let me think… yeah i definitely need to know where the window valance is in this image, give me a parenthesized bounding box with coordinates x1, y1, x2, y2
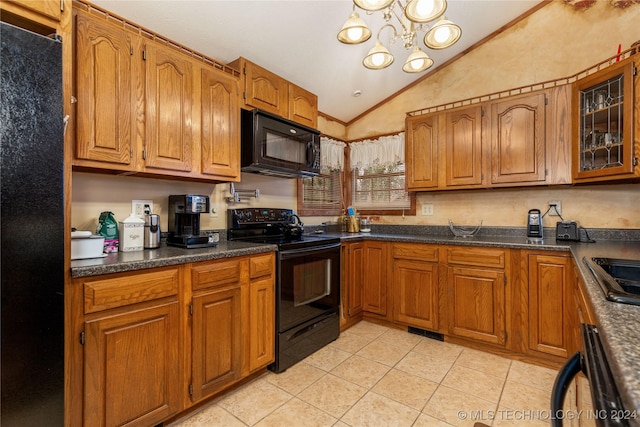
(349, 133, 405, 169)
(320, 137, 347, 172)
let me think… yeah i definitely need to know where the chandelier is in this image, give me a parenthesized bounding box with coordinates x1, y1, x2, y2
(337, 0, 461, 73)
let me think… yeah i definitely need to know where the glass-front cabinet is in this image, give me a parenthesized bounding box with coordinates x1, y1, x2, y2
(572, 58, 636, 181)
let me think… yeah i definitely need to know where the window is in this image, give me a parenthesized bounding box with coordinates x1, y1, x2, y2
(348, 133, 415, 215)
(351, 163, 411, 211)
(297, 169, 343, 215)
(297, 133, 414, 216)
(297, 138, 345, 215)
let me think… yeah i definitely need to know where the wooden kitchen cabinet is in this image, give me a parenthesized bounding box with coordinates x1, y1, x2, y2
(72, 4, 241, 181)
(445, 105, 485, 188)
(248, 276, 275, 371)
(490, 92, 547, 185)
(142, 40, 194, 173)
(572, 57, 637, 182)
(74, 10, 135, 168)
(200, 66, 241, 180)
(288, 83, 318, 128)
(341, 242, 364, 329)
(1, 0, 67, 30)
(190, 258, 244, 401)
(405, 86, 571, 191)
(189, 253, 274, 402)
(445, 247, 508, 347)
(84, 301, 181, 427)
(78, 266, 183, 427)
(362, 241, 389, 317)
(406, 112, 439, 190)
(391, 243, 440, 331)
(229, 57, 319, 127)
(527, 253, 575, 360)
(248, 251, 276, 373)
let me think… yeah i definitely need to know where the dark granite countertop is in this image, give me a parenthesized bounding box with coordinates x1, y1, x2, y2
(70, 226, 640, 418)
(568, 241, 640, 419)
(70, 240, 277, 278)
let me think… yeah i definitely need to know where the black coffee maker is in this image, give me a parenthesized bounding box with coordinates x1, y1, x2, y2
(167, 194, 214, 248)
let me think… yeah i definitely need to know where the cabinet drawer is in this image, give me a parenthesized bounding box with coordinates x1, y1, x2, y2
(446, 247, 506, 268)
(250, 253, 274, 279)
(392, 243, 438, 262)
(83, 267, 179, 314)
(191, 258, 242, 292)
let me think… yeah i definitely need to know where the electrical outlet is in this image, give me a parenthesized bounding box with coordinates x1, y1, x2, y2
(421, 204, 434, 216)
(209, 206, 219, 218)
(132, 200, 153, 218)
(549, 200, 562, 216)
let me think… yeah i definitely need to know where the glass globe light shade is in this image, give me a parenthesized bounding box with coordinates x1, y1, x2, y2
(363, 40, 394, 69)
(404, 0, 447, 23)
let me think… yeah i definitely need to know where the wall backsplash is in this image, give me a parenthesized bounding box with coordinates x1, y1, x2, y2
(71, 172, 296, 233)
(72, 171, 639, 233)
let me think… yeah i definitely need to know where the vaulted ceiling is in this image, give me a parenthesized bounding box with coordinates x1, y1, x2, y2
(91, 0, 543, 123)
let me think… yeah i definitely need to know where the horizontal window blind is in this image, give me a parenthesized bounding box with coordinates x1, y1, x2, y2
(301, 169, 342, 211)
(351, 163, 410, 210)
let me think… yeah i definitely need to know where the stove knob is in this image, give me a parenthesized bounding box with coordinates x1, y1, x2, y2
(246, 211, 253, 220)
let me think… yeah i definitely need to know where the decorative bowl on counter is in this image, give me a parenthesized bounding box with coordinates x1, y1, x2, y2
(448, 220, 483, 238)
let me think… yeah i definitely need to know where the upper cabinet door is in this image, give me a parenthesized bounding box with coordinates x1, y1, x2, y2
(243, 61, 288, 117)
(200, 67, 240, 180)
(405, 113, 439, 190)
(288, 84, 318, 128)
(572, 58, 636, 182)
(490, 92, 547, 185)
(144, 41, 193, 172)
(445, 105, 484, 187)
(75, 12, 133, 166)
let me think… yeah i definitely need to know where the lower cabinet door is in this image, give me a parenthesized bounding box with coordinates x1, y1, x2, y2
(528, 254, 573, 358)
(191, 285, 243, 401)
(83, 301, 181, 427)
(393, 259, 439, 331)
(447, 266, 506, 346)
(249, 277, 275, 372)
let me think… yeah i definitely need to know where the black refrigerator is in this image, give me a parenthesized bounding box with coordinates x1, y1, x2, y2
(0, 22, 65, 426)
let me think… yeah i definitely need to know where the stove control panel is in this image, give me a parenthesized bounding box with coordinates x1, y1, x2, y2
(228, 208, 294, 227)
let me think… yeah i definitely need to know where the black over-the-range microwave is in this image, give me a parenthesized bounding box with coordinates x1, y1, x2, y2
(240, 108, 321, 178)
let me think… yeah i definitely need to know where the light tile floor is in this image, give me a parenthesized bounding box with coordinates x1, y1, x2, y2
(170, 321, 562, 427)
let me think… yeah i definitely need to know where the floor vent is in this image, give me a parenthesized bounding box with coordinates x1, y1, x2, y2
(408, 327, 444, 341)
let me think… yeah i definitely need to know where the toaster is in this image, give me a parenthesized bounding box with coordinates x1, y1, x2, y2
(556, 221, 580, 241)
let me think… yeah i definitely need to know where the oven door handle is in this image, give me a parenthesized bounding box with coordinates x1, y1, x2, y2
(550, 351, 584, 427)
(279, 242, 341, 259)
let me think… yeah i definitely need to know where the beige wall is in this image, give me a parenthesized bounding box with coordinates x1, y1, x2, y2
(71, 172, 296, 232)
(346, 1, 640, 139)
(71, 1, 640, 231)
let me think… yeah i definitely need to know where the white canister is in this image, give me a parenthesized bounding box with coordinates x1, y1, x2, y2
(118, 213, 145, 252)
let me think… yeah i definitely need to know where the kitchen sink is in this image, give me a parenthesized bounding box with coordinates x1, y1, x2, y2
(584, 257, 640, 306)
